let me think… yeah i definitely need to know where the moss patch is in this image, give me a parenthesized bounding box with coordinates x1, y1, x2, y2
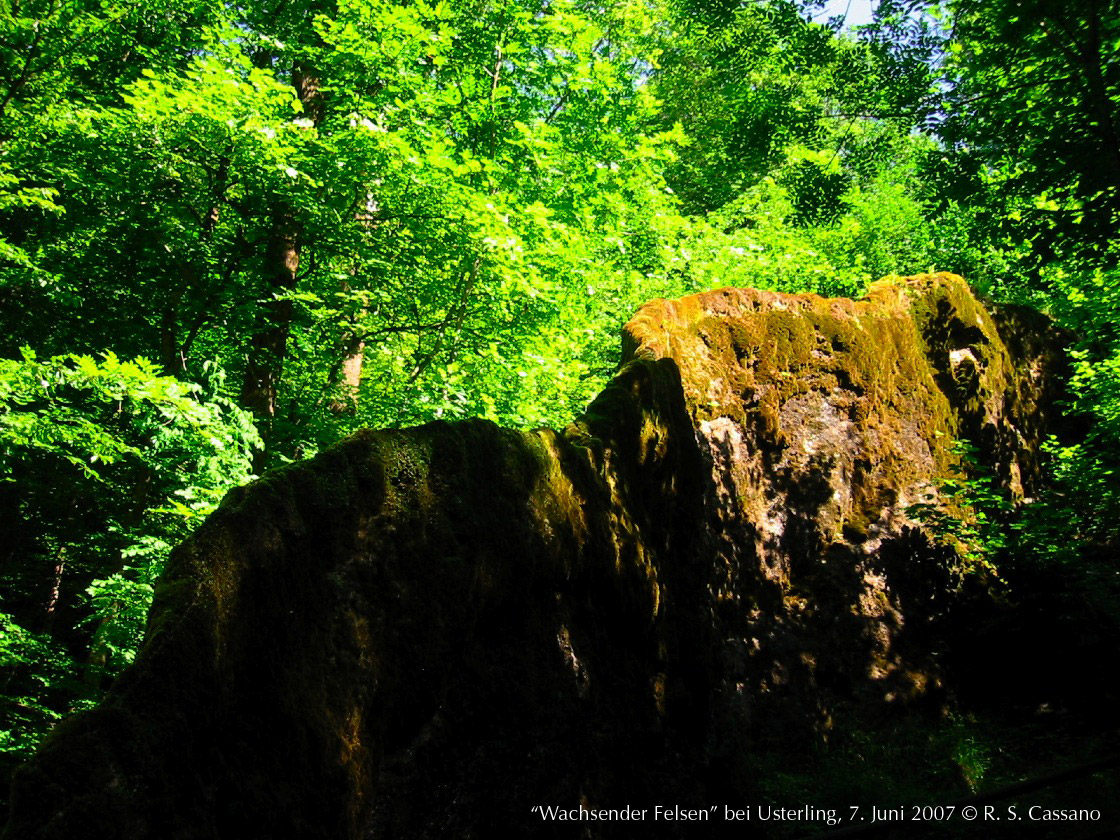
(4, 274, 1076, 840)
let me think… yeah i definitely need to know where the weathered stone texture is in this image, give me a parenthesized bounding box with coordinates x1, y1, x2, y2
(4, 274, 1068, 839)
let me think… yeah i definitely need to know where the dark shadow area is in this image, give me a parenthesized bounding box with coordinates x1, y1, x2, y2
(7, 276, 1116, 840)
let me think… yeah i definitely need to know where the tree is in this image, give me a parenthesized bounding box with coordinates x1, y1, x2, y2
(937, 0, 1120, 270)
(0, 351, 258, 772)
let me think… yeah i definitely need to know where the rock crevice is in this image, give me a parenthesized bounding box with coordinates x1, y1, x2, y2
(4, 274, 1068, 839)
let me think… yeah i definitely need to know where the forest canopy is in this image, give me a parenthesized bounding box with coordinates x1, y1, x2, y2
(2, 0, 1119, 807)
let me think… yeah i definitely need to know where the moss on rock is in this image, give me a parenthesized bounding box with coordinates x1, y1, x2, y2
(4, 275, 1069, 840)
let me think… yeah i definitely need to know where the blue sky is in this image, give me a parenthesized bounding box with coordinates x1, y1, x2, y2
(813, 0, 877, 29)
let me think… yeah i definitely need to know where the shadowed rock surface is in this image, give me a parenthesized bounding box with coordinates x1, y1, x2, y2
(4, 274, 1070, 839)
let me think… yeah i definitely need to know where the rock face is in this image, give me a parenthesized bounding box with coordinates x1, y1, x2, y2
(5, 275, 1067, 839)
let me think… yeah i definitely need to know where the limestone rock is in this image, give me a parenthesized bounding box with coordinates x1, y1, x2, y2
(4, 274, 1068, 839)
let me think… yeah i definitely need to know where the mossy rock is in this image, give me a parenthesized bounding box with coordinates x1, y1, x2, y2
(4, 275, 1070, 840)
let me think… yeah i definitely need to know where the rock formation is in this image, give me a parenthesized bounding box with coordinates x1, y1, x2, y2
(4, 274, 1068, 839)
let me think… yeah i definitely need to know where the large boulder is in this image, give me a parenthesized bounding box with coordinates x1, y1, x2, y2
(4, 274, 1068, 839)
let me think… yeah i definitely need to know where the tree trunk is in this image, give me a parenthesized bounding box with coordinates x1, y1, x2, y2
(326, 337, 365, 415)
(239, 66, 321, 454)
(240, 216, 300, 426)
(161, 153, 229, 376)
(43, 547, 65, 632)
(160, 286, 186, 376)
(325, 271, 367, 414)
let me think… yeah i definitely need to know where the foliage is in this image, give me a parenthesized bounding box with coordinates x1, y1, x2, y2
(941, 0, 1120, 259)
(907, 439, 1012, 580)
(1010, 261, 1120, 615)
(0, 351, 258, 765)
(2, 0, 1120, 815)
(0, 613, 79, 758)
